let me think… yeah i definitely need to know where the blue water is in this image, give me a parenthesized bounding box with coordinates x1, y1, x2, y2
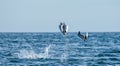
(0, 32, 120, 66)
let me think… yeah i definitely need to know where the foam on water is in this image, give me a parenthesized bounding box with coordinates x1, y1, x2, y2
(15, 45, 51, 59)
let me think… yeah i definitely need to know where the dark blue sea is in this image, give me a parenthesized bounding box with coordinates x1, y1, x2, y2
(0, 32, 120, 66)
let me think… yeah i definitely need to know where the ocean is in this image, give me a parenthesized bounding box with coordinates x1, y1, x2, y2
(0, 32, 120, 66)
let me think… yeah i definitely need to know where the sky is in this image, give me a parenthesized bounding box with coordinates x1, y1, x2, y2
(0, 0, 120, 32)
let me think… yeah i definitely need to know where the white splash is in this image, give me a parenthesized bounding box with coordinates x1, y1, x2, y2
(15, 45, 51, 59)
(60, 53, 67, 62)
(45, 45, 51, 57)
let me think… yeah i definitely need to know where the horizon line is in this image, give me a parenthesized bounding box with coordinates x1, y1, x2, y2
(0, 31, 119, 33)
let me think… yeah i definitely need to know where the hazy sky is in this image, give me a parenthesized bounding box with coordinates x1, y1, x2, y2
(0, 0, 120, 32)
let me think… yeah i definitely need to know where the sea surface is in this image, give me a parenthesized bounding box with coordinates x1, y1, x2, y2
(0, 32, 120, 66)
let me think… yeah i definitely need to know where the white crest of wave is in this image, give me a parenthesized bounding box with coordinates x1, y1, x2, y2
(16, 45, 51, 59)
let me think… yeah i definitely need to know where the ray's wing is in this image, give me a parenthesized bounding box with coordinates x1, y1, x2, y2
(59, 24, 62, 32)
(66, 25, 69, 32)
(78, 32, 84, 39)
(86, 32, 88, 38)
